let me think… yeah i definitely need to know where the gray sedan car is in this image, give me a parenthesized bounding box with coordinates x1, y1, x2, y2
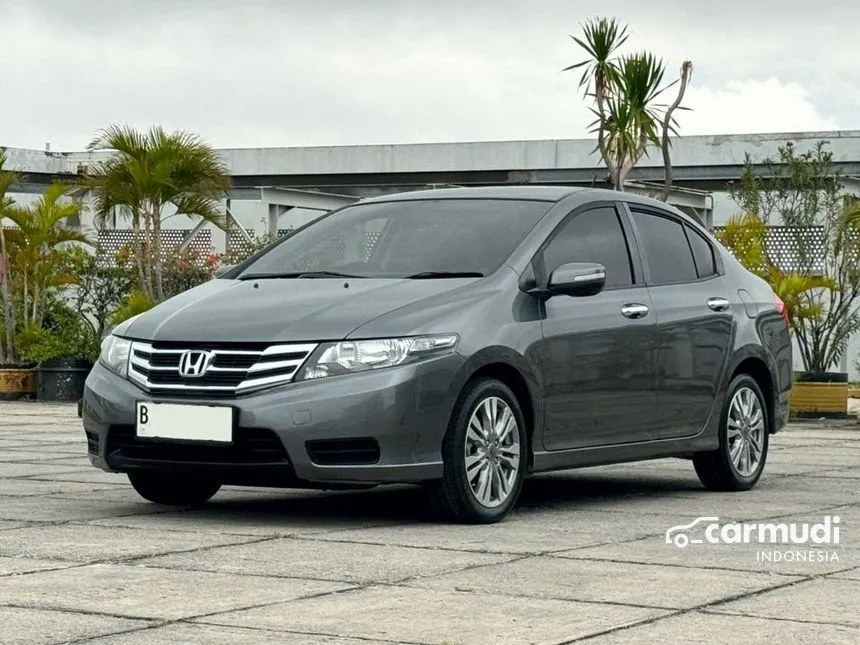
(81, 186, 793, 523)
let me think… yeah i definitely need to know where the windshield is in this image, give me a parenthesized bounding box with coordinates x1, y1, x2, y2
(237, 198, 551, 279)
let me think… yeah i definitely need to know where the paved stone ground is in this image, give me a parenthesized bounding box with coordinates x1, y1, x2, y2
(0, 401, 858, 645)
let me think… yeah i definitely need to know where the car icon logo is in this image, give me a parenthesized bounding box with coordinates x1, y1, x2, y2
(665, 516, 720, 548)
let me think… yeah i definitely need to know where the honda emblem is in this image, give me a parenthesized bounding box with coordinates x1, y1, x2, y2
(177, 350, 214, 378)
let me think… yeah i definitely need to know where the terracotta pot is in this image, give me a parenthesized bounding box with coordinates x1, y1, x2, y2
(0, 367, 37, 400)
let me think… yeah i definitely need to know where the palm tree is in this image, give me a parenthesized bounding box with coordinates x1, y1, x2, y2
(2, 183, 91, 328)
(81, 124, 231, 302)
(0, 151, 20, 363)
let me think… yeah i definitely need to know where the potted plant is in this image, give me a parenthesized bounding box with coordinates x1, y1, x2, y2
(0, 151, 36, 398)
(1, 161, 91, 399)
(17, 300, 100, 401)
(721, 140, 860, 417)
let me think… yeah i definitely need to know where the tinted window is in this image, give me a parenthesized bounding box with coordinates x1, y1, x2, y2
(630, 210, 697, 285)
(238, 199, 550, 279)
(542, 207, 634, 288)
(685, 225, 718, 278)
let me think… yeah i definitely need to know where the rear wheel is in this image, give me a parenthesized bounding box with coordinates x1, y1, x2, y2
(693, 374, 769, 491)
(431, 378, 528, 524)
(128, 471, 221, 506)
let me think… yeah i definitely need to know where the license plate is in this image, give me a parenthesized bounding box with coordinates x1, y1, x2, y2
(135, 401, 233, 443)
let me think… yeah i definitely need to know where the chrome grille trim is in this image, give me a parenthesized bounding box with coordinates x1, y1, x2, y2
(127, 341, 318, 395)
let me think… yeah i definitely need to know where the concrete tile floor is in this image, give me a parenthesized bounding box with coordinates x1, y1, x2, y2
(0, 401, 857, 645)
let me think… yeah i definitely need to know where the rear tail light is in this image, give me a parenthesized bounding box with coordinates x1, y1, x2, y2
(774, 294, 788, 324)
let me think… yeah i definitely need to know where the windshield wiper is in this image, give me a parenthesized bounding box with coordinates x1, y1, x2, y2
(238, 271, 364, 280)
(405, 271, 485, 279)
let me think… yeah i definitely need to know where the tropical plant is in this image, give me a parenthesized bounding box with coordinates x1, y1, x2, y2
(61, 245, 136, 341)
(17, 299, 101, 365)
(716, 212, 834, 329)
(110, 289, 155, 328)
(0, 150, 19, 364)
(1, 183, 91, 328)
(79, 124, 231, 303)
(724, 140, 860, 378)
(564, 17, 692, 196)
(223, 232, 280, 266)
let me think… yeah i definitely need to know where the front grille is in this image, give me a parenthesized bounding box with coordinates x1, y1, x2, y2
(128, 341, 317, 395)
(106, 425, 289, 465)
(306, 438, 381, 465)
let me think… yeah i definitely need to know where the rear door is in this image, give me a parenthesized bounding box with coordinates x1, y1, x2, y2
(623, 205, 734, 440)
(535, 204, 662, 450)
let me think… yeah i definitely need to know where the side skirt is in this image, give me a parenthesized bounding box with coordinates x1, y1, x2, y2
(530, 432, 718, 474)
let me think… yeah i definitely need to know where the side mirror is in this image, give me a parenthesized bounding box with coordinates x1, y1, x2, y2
(547, 262, 606, 297)
(213, 264, 236, 279)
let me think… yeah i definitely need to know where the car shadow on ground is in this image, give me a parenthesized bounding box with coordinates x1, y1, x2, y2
(164, 468, 706, 527)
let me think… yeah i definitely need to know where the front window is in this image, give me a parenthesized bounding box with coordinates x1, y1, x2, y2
(237, 198, 551, 279)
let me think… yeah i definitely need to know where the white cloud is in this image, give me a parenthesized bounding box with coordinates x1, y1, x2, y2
(676, 78, 840, 135)
(0, 0, 854, 150)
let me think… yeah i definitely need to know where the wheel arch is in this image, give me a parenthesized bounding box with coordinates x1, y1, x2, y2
(727, 351, 777, 434)
(449, 348, 544, 468)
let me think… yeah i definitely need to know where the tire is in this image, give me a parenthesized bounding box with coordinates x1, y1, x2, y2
(693, 374, 770, 491)
(128, 471, 221, 506)
(431, 378, 528, 524)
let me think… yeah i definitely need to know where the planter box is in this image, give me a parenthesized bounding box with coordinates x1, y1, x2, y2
(0, 367, 37, 400)
(36, 358, 93, 402)
(848, 387, 860, 399)
(790, 381, 849, 418)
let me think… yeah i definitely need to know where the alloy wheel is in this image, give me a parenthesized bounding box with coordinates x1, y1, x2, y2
(727, 386, 765, 477)
(463, 396, 521, 508)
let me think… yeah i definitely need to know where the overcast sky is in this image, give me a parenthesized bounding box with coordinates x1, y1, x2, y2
(1, 0, 857, 151)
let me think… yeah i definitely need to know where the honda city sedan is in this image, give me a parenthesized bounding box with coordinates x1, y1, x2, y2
(81, 186, 792, 523)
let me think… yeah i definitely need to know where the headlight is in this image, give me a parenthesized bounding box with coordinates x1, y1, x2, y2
(99, 335, 132, 378)
(297, 334, 458, 380)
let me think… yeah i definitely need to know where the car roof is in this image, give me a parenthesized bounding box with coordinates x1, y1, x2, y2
(358, 185, 587, 203)
(356, 185, 687, 213)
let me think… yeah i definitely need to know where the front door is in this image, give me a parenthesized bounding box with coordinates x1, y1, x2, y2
(535, 205, 662, 451)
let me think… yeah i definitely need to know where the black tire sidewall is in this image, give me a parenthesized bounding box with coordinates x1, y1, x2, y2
(128, 471, 221, 505)
(444, 379, 528, 522)
(719, 375, 769, 487)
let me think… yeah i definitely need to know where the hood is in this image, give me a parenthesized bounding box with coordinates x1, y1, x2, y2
(122, 277, 479, 343)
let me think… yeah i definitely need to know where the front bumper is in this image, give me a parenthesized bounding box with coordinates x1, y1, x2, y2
(81, 354, 464, 486)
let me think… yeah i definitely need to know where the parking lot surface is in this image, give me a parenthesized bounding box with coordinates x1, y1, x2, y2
(0, 401, 858, 645)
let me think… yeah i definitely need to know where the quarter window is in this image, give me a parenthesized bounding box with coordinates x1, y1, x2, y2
(629, 210, 697, 285)
(542, 207, 634, 289)
(685, 224, 718, 279)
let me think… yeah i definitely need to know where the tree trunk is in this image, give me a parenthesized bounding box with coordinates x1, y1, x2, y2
(130, 211, 149, 300)
(659, 61, 693, 202)
(594, 81, 620, 190)
(141, 211, 154, 300)
(0, 225, 17, 363)
(152, 206, 165, 302)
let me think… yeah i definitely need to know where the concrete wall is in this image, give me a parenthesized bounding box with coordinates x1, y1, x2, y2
(6, 129, 860, 178)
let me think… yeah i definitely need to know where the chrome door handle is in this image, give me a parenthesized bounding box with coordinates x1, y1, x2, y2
(621, 303, 650, 319)
(707, 297, 730, 312)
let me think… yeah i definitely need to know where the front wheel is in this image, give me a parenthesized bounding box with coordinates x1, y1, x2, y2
(128, 471, 221, 506)
(693, 374, 770, 491)
(431, 378, 528, 524)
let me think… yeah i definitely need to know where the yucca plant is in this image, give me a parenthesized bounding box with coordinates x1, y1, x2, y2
(595, 52, 666, 188)
(564, 17, 692, 197)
